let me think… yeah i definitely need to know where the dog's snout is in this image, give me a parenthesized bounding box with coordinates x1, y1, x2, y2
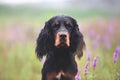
(55, 31, 70, 47)
(59, 34, 67, 39)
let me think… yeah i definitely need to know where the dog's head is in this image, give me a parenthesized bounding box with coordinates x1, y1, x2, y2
(49, 15, 75, 48)
(36, 15, 85, 59)
(46, 15, 82, 48)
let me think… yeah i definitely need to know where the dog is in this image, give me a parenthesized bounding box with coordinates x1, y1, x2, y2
(36, 15, 85, 80)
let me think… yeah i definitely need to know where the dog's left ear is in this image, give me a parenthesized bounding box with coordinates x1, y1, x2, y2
(75, 30, 85, 59)
(71, 18, 85, 59)
(35, 21, 54, 59)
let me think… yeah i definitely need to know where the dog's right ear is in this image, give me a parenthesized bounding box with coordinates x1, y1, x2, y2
(35, 22, 52, 59)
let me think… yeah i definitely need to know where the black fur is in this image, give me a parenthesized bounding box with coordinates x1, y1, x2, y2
(35, 15, 85, 80)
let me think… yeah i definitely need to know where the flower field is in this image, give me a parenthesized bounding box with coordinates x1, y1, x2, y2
(0, 5, 120, 80)
(76, 18, 120, 80)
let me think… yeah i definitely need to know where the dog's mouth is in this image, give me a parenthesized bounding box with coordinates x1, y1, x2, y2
(57, 40, 68, 48)
(54, 32, 70, 48)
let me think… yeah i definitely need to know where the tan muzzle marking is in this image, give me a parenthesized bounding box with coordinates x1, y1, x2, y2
(54, 32, 70, 47)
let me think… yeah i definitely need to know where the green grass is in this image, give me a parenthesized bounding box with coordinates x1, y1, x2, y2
(0, 42, 42, 80)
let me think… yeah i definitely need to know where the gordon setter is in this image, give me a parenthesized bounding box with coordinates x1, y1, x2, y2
(36, 15, 85, 80)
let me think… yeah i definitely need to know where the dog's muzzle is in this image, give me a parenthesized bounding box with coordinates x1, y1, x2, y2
(55, 31, 70, 47)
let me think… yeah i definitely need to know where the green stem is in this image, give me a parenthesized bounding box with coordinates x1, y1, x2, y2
(93, 70, 95, 80)
(85, 76, 87, 80)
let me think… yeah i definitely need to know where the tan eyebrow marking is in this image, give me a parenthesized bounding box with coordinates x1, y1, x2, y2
(65, 21, 70, 25)
(55, 21, 60, 26)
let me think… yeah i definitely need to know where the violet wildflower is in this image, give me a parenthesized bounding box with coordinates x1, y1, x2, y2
(117, 46, 120, 56)
(113, 46, 120, 63)
(107, 26, 115, 35)
(113, 50, 119, 63)
(84, 61, 90, 76)
(75, 70, 81, 80)
(89, 30, 95, 38)
(92, 35, 101, 47)
(103, 35, 111, 49)
(117, 78, 120, 80)
(93, 56, 98, 70)
(86, 49, 92, 61)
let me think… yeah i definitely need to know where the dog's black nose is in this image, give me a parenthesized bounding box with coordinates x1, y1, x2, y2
(59, 34, 67, 39)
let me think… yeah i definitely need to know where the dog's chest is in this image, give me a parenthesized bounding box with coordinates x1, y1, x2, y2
(53, 54, 72, 68)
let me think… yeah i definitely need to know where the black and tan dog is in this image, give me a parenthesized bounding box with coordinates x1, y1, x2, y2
(36, 15, 85, 80)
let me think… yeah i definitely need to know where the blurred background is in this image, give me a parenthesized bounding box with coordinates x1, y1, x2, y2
(0, 0, 120, 80)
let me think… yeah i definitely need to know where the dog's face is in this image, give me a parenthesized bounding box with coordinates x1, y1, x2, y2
(36, 15, 85, 59)
(48, 16, 76, 48)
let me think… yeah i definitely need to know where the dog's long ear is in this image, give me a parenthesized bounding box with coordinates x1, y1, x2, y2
(71, 18, 85, 59)
(75, 29, 85, 59)
(35, 21, 53, 59)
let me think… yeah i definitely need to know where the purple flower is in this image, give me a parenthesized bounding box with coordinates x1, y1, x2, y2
(75, 70, 81, 80)
(107, 26, 115, 35)
(113, 50, 119, 63)
(118, 78, 120, 80)
(113, 46, 120, 63)
(86, 49, 92, 61)
(84, 61, 90, 76)
(89, 30, 95, 38)
(117, 46, 120, 56)
(103, 35, 111, 49)
(93, 56, 98, 70)
(92, 35, 101, 47)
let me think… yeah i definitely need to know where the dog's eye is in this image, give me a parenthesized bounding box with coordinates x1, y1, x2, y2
(64, 21, 70, 26)
(55, 21, 60, 26)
